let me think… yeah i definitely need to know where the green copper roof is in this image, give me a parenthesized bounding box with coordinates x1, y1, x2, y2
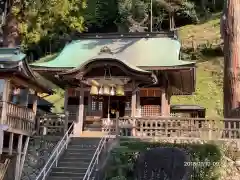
(71, 53, 151, 74)
(0, 48, 26, 61)
(31, 37, 194, 68)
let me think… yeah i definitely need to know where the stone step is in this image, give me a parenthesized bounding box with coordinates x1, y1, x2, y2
(79, 131, 107, 138)
(48, 177, 81, 180)
(50, 171, 85, 178)
(57, 161, 90, 168)
(59, 157, 92, 163)
(61, 152, 94, 158)
(46, 137, 100, 180)
(69, 138, 101, 145)
(71, 137, 101, 141)
(67, 144, 98, 149)
(66, 148, 96, 152)
(52, 167, 87, 174)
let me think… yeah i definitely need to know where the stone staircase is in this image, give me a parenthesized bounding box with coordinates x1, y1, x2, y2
(47, 137, 100, 180)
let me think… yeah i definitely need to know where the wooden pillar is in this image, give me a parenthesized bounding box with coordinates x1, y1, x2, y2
(63, 89, 69, 132)
(1, 80, 10, 124)
(32, 91, 39, 134)
(32, 91, 38, 115)
(131, 81, 137, 117)
(74, 84, 84, 136)
(0, 127, 4, 155)
(88, 92, 91, 116)
(161, 88, 171, 116)
(8, 132, 14, 155)
(136, 90, 141, 117)
(15, 134, 23, 180)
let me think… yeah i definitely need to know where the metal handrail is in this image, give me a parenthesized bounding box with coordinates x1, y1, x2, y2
(36, 123, 74, 180)
(82, 123, 111, 180)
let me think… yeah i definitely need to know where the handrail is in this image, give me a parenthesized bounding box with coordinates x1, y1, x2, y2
(36, 122, 74, 180)
(82, 123, 111, 180)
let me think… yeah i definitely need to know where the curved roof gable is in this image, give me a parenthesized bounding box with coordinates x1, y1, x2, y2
(31, 36, 194, 68)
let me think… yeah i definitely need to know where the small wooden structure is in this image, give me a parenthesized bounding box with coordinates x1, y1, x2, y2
(0, 48, 52, 180)
(32, 31, 196, 136)
(170, 105, 206, 118)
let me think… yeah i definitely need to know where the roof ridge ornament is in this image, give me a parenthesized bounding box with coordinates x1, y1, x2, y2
(99, 46, 113, 55)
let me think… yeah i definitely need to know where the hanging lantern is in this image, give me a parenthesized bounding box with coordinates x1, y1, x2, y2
(103, 85, 110, 95)
(110, 86, 115, 96)
(99, 86, 103, 95)
(116, 85, 125, 96)
(90, 85, 98, 95)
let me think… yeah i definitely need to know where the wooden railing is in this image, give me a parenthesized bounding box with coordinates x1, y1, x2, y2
(36, 113, 69, 136)
(0, 158, 10, 180)
(0, 101, 35, 134)
(103, 116, 240, 140)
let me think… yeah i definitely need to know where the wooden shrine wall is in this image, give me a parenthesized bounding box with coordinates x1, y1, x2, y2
(140, 88, 161, 116)
(66, 88, 163, 118)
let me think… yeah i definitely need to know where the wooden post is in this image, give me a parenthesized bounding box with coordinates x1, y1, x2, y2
(0, 128, 4, 155)
(115, 112, 120, 138)
(1, 80, 10, 124)
(161, 89, 167, 116)
(32, 91, 38, 133)
(0, 125, 8, 155)
(64, 111, 69, 133)
(136, 90, 141, 117)
(74, 84, 84, 136)
(88, 92, 91, 116)
(131, 81, 137, 117)
(64, 90, 69, 133)
(15, 134, 23, 180)
(161, 88, 171, 116)
(222, 0, 240, 117)
(32, 91, 38, 115)
(8, 132, 14, 155)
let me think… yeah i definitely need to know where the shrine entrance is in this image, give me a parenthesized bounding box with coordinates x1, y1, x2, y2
(102, 96, 126, 119)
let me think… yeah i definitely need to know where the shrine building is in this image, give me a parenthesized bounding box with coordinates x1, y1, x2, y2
(31, 31, 196, 136)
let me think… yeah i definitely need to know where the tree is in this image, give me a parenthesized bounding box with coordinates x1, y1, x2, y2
(1, 0, 86, 48)
(222, 0, 240, 117)
(117, 0, 198, 32)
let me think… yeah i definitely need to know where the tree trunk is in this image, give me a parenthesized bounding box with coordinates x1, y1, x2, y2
(2, 0, 21, 48)
(3, 13, 20, 47)
(223, 0, 240, 118)
(201, 0, 208, 19)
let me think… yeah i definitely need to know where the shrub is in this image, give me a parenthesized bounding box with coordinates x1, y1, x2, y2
(104, 139, 222, 180)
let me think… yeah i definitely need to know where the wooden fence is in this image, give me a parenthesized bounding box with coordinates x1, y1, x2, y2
(103, 116, 240, 140)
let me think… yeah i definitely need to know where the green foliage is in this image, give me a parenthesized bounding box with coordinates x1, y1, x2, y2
(104, 139, 222, 180)
(85, 0, 118, 28)
(110, 176, 127, 180)
(13, 0, 86, 50)
(11, 0, 222, 57)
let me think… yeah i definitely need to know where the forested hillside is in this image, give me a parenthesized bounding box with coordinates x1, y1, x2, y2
(4, 0, 223, 116)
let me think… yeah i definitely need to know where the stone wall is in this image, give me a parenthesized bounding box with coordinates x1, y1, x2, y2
(21, 136, 61, 180)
